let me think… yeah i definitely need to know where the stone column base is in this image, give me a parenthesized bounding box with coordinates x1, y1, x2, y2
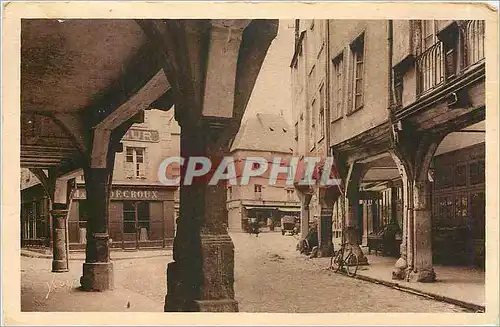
(194, 299, 238, 312)
(165, 261, 199, 312)
(165, 234, 239, 312)
(391, 257, 407, 280)
(409, 268, 436, 283)
(350, 244, 369, 265)
(80, 262, 114, 291)
(318, 244, 334, 257)
(52, 259, 69, 273)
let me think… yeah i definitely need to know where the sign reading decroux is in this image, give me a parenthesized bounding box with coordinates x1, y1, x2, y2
(73, 188, 162, 200)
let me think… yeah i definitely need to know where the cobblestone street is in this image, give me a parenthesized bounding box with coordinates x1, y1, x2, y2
(21, 232, 470, 312)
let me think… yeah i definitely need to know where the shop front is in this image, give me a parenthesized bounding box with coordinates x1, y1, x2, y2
(242, 205, 300, 232)
(432, 143, 485, 267)
(20, 184, 51, 248)
(70, 184, 176, 250)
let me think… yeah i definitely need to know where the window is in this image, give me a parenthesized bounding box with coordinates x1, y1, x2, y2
(470, 191, 485, 239)
(254, 184, 262, 199)
(433, 153, 485, 233)
(308, 65, 316, 97)
(464, 20, 485, 67)
(319, 85, 325, 139)
(454, 164, 467, 187)
(287, 189, 295, 201)
(469, 160, 485, 185)
(422, 20, 437, 51)
(227, 186, 232, 200)
(294, 122, 299, 141)
(35, 199, 48, 239)
(437, 195, 454, 226)
(123, 202, 136, 233)
(79, 200, 88, 229)
(252, 162, 260, 170)
(349, 34, 365, 113)
(454, 193, 468, 224)
(125, 147, 146, 179)
(310, 99, 317, 149)
(136, 201, 150, 232)
(417, 20, 444, 94)
(332, 53, 344, 120)
(435, 165, 453, 189)
(123, 201, 150, 234)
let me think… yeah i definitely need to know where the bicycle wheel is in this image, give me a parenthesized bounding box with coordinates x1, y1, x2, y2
(329, 251, 338, 269)
(345, 252, 359, 277)
(333, 251, 343, 273)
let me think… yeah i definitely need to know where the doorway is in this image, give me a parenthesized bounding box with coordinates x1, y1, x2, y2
(122, 201, 150, 249)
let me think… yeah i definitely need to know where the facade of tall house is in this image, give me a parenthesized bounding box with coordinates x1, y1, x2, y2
(227, 113, 300, 232)
(291, 19, 485, 281)
(21, 109, 181, 250)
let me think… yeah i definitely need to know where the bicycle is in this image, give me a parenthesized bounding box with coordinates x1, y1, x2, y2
(330, 241, 359, 277)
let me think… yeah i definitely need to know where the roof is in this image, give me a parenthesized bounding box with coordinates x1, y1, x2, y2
(231, 113, 294, 154)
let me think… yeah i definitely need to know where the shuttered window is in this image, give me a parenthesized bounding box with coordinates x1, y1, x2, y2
(124, 147, 147, 179)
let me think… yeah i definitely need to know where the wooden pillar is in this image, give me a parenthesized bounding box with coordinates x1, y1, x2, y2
(362, 201, 369, 246)
(344, 162, 369, 265)
(345, 194, 369, 265)
(298, 192, 312, 238)
(156, 19, 278, 311)
(390, 151, 411, 280)
(165, 121, 238, 312)
(409, 179, 436, 282)
(318, 189, 334, 257)
(50, 209, 69, 272)
(80, 167, 114, 291)
(389, 132, 441, 283)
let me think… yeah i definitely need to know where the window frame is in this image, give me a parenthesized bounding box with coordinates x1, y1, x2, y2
(125, 147, 147, 179)
(331, 51, 345, 122)
(254, 184, 262, 199)
(348, 33, 366, 114)
(318, 84, 325, 140)
(422, 20, 438, 51)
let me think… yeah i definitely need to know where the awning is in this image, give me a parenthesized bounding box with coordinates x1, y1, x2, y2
(278, 207, 300, 213)
(243, 206, 278, 210)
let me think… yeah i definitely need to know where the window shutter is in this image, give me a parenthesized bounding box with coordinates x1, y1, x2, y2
(347, 56, 353, 113)
(124, 162, 134, 179)
(139, 149, 147, 179)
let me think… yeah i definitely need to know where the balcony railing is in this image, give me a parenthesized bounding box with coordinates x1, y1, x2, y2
(463, 20, 485, 68)
(417, 41, 445, 95)
(416, 20, 485, 97)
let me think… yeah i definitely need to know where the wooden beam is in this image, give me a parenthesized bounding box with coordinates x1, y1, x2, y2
(91, 70, 171, 168)
(452, 129, 485, 133)
(21, 162, 62, 168)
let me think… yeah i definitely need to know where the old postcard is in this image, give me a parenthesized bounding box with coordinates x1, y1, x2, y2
(2, 1, 499, 326)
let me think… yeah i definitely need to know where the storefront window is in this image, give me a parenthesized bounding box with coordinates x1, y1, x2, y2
(437, 195, 454, 226)
(123, 201, 150, 234)
(137, 201, 150, 231)
(470, 191, 485, 239)
(79, 200, 88, 228)
(454, 193, 468, 224)
(469, 160, 485, 185)
(35, 199, 48, 239)
(435, 166, 453, 189)
(454, 164, 467, 187)
(123, 201, 136, 233)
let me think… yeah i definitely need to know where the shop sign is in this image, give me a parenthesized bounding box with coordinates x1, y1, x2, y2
(73, 188, 162, 200)
(122, 129, 160, 143)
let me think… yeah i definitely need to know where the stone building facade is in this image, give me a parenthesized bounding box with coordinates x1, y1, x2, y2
(291, 19, 485, 281)
(20, 109, 181, 250)
(226, 113, 300, 232)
